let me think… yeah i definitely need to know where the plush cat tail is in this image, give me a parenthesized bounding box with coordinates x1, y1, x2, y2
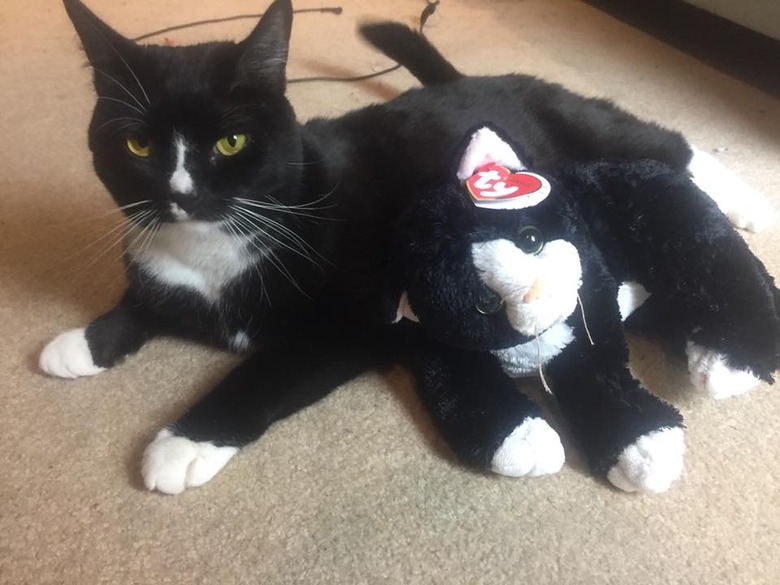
(359, 22, 462, 85)
(236, 0, 293, 93)
(63, 0, 136, 68)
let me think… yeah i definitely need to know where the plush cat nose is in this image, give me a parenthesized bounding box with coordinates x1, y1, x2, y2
(522, 265, 554, 303)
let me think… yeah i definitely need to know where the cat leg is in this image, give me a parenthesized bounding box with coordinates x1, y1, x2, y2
(406, 335, 564, 478)
(39, 290, 158, 379)
(142, 328, 387, 494)
(687, 146, 775, 232)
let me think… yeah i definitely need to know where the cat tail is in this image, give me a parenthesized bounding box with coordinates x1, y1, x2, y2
(359, 22, 462, 85)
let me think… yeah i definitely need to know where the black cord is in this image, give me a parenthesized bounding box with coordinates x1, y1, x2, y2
(131, 8, 343, 43)
(130, 1, 441, 85)
(289, 0, 439, 84)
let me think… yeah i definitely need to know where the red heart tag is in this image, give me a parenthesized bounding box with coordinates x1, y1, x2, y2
(466, 163, 551, 210)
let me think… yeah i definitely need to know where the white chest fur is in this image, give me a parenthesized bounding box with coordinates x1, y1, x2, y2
(127, 221, 254, 302)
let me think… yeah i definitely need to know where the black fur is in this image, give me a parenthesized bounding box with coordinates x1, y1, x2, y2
(53, 0, 774, 489)
(389, 136, 778, 480)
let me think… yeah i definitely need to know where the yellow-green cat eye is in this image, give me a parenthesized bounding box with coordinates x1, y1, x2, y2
(215, 133, 248, 157)
(125, 136, 151, 158)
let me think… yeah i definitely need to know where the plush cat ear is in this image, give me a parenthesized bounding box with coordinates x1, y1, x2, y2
(236, 0, 294, 92)
(63, 0, 136, 69)
(456, 126, 528, 181)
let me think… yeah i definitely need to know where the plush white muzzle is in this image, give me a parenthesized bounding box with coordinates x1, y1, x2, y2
(471, 238, 582, 336)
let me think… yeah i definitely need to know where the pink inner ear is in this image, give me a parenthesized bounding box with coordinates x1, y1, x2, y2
(456, 127, 526, 181)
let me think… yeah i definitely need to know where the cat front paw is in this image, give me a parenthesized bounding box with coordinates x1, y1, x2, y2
(491, 417, 565, 477)
(142, 429, 239, 495)
(686, 342, 762, 399)
(39, 328, 106, 379)
(607, 427, 685, 494)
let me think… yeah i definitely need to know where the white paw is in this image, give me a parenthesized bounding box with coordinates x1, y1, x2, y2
(686, 341, 762, 399)
(39, 328, 106, 379)
(491, 417, 565, 477)
(607, 427, 685, 493)
(721, 191, 776, 232)
(142, 429, 239, 495)
(688, 146, 775, 232)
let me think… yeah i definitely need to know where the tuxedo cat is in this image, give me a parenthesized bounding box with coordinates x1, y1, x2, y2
(42, 0, 774, 494)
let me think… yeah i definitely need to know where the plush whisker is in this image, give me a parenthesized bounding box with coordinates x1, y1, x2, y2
(535, 328, 554, 395)
(576, 292, 595, 346)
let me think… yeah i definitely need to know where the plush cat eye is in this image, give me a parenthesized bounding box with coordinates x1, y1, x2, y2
(215, 133, 248, 157)
(517, 225, 544, 255)
(476, 292, 505, 315)
(125, 136, 151, 158)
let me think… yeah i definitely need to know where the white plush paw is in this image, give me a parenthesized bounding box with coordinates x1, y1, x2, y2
(491, 417, 565, 477)
(686, 342, 762, 399)
(688, 146, 775, 232)
(39, 328, 106, 379)
(607, 427, 685, 494)
(727, 196, 775, 232)
(142, 429, 239, 495)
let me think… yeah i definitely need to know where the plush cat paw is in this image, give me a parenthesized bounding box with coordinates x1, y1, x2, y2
(688, 146, 775, 232)
(491, 417, 565, 477)
(142, 429, 239, 495)
(686, 342, 762, 399)
(39, 328, 106, 379)
(607, 427, 685, 493)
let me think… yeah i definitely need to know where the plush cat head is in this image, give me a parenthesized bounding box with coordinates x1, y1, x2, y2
(64, 0, 301, 225)
(393, 126, 583, 351)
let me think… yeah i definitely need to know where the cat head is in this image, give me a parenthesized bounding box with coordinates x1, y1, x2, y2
(64, 0, 301, 226)
(394, 126, 583, 351)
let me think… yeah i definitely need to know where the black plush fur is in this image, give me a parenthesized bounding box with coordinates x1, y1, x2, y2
(52, 0, 777, 490)
(389, 131, 779, 477)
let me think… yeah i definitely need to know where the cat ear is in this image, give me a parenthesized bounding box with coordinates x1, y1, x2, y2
(63, 0, 136, 69)
(456, 126, 528, 181)
(236, 0, 294, 92)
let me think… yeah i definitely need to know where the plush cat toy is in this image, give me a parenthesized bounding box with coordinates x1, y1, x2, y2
(386, 126, 780, 493)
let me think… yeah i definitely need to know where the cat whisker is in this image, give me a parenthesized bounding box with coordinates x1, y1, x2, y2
(71, 210, 151, 277)
(97, 96, 146, 116)
(230, 204, 327, 269)
(230, 207, 313, 266)
(233, 197, 337, 222)
(82, 17, 151, 105)
(66, 208, 152, 262)
(226, 213, 308, 300)
(96, 117, 148, 133)
(92, 68, 148, 113)
(46, 200, 153, 227)
(283, 160, 323, 167)
(219, 215, 271, 306)
(228, 211, 311, 296)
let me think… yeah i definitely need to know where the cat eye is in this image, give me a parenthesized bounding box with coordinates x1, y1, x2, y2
(517, 225, 544, 255)
(126, 136, 151, 158)
(476, 291, 505, 315)
(215, 133, 248, 157)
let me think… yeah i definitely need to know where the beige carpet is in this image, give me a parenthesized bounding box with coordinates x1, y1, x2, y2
(1, 1, 779, 583)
